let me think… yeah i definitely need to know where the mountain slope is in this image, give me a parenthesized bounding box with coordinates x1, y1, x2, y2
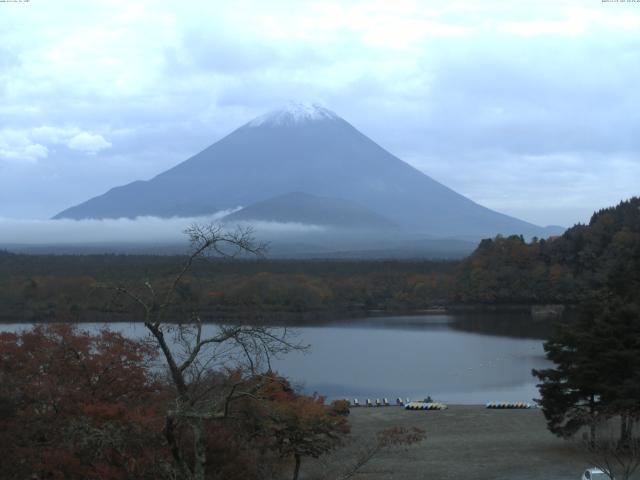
(54, 103, 557, 238)
(222, 192, 396, 228)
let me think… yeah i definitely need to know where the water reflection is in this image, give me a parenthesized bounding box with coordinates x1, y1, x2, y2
(270, 315, 550, 404)
(450, 312, 554, 340)
(0, 313, 552, 404)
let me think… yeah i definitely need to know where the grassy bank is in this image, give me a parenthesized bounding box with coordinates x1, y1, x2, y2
(305, 406, 589, 480)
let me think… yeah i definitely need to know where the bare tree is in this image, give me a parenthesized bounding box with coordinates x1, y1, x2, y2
(305, 426, 426, 480)
(339, 426, 426, 480)
(113, 224, 304, 480)
(580, 418, 640, 480)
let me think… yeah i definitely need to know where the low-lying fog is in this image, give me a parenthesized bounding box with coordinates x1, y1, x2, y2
(0, 214, 476, 258)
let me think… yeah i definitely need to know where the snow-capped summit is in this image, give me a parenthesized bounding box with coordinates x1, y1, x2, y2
(246, 102, 339, 127)
(54, 102, 560, 241)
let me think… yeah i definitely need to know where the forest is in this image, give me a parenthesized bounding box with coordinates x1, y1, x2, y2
(1, 197, 638, 323)
(1, 226, 427, 480)
(1, 198, 639, 479)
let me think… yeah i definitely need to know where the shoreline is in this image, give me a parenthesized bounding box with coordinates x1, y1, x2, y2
(0, 303, 568, 324)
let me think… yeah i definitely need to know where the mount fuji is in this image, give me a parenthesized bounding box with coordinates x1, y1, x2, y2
(54, 103, 561, 242)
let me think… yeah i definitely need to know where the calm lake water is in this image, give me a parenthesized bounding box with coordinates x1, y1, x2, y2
(0, 313, 552, 405)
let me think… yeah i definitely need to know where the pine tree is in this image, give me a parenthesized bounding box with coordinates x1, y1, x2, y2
(534, 295, 640, 443)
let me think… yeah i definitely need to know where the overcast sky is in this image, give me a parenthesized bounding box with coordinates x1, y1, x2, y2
(1, 0, 638, 227)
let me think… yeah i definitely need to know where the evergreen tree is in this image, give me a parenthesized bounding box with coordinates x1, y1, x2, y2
(533, 298, 606, 440)
(534, 295, 640, 443)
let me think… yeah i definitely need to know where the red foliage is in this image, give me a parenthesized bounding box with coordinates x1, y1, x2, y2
(256, 376, 350, 477)
(0, 328, 354, 480)
(0, 325, 168, 480)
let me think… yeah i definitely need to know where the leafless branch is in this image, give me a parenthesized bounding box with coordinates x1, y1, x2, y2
(580, 418, 640, 480)
(107, 222, 303, 480)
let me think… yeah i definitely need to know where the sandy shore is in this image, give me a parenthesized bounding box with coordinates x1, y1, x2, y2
(305, 405, 592, 480)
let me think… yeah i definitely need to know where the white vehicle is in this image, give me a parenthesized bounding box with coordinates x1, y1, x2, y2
(581, 467, 611, 480)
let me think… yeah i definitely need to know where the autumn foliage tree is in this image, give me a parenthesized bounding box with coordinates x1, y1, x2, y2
(456, 196, 640, 305)
(261, 380, 350, 480)
(1, 223, 445, 479)
(0, 324, 167, 480)
(0, 324, 355, 480)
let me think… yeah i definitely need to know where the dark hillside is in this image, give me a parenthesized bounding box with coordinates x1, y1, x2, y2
(455, 197, 640, 304)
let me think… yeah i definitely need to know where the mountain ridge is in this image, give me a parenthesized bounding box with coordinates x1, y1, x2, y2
(54, 102, 562, 240)
(222, 191, 397, 229)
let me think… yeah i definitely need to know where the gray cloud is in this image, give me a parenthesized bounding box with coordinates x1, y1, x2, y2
(1, 0, 639, 227)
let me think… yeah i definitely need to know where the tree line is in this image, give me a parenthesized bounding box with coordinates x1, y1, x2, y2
(531, 198, 640, 479)
(0, 225, 425, 480)
(0, 254, 457, 322)
(1, 197, 640, 478)
(455, 197, 640, 305)
(1, 198, 639, 322)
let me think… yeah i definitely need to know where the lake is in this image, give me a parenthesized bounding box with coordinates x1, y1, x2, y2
(0, 313, 552, 405)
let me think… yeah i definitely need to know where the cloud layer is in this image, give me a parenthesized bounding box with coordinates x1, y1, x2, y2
(1, 0, 639, 226)
(0, 212, 327, 246)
